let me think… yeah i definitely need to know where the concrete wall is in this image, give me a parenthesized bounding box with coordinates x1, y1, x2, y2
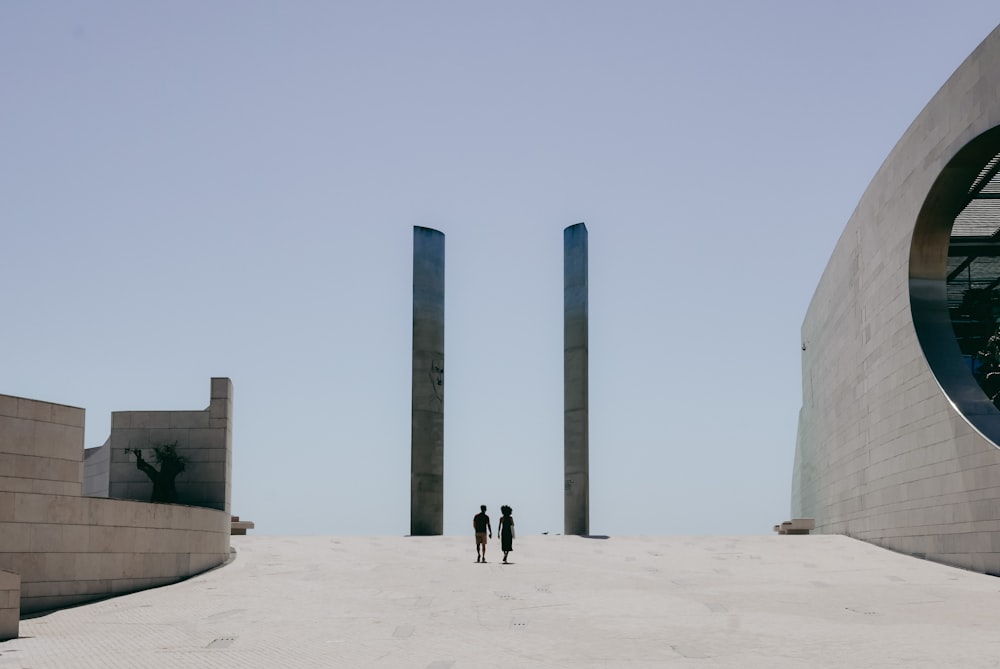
(0, 492, 229, 616)
(0, 570, 18, 644)
(107, 378, 233, 513)
(82, 439, 109, 497)
(0, 379, 233, 636)
(0, 396, 84, 497)
(793, 25, 1000, 574)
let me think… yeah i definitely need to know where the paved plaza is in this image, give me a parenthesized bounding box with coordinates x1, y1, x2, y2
(3, 534, 1000, 667)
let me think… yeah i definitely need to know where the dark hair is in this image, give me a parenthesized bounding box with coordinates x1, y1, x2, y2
(480, 505, 487, 512)
(501, 505, 512, 516)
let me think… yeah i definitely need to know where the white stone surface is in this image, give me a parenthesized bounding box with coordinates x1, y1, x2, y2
(5, 534, 1000, 668)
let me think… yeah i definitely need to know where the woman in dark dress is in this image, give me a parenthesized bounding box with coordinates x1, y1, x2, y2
(498, 505, 514, 563)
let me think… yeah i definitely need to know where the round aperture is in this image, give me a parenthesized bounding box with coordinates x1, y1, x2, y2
(910, 126, 1000, 443)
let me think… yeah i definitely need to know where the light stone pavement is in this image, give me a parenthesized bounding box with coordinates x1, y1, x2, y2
(3, 534, 1000, 668)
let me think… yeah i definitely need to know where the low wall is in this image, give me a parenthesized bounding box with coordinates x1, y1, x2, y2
(0, 379, 234, 638)
(0, 492, 229, 615)
(0, 570, 18, 643)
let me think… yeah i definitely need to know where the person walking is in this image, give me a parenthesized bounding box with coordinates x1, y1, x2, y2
(473, 505, 492, 563)
(498, 505, 514, 564)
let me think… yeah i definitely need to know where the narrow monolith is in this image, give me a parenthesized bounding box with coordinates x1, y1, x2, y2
(564, 222, 589, 535)
(411, 226, 445, 535)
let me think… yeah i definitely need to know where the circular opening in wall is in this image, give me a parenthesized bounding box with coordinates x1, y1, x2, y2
(911, 125, 1000, 444)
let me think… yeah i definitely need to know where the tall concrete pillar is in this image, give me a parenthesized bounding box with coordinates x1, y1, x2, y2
(411, 226, 445, 536)
(564, 222, 589, 535)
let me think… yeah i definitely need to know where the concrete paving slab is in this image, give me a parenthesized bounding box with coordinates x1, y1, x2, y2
(2, 534, 1000, 667)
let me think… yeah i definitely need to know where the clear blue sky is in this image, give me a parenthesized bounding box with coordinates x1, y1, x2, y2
(4, 3, 1000, 536)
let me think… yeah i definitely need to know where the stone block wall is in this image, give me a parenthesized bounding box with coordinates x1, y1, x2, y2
(105, 378, 232, 513)
(0, 396, 84, 497)
(0, 379, 233, 638)
(0, 492, 229, 616)
(82, 439, 109, 497)
(0, 570, 18, 643)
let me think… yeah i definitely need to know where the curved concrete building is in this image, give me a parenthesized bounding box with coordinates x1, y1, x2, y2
(794, 25, 1000, 575)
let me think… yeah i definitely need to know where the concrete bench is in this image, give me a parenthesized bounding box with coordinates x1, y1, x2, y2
(773, 518, 815, 535)
(231, 515, 255, 536)
(0, 569, 20, 641)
